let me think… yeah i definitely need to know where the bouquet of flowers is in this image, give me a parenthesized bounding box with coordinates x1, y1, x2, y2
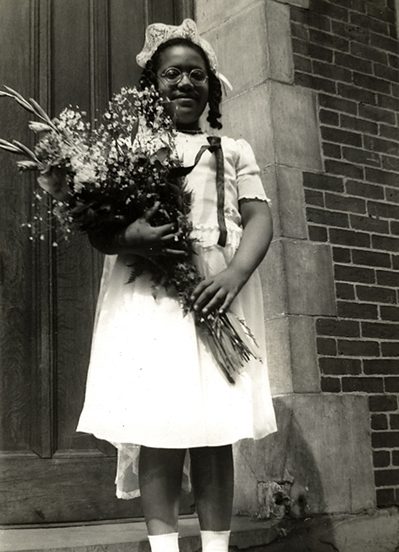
(0, 85, 260, 383)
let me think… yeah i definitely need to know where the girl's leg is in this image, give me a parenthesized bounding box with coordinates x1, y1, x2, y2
(189, 445, 234, 530)
(139, 445, 186, 535)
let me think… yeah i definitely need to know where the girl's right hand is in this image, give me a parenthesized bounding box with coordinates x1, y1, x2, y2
(119, 202, 186, 257)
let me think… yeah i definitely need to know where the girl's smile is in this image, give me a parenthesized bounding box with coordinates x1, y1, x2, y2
(156, 45, 209, 130)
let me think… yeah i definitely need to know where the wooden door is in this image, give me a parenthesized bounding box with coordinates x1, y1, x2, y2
(0, 0, 193, 525)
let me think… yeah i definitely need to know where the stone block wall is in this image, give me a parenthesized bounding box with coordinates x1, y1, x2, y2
(290, 0, 399, 508)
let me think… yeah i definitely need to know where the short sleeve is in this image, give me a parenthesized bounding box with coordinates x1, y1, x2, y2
(235, 139, 271, 204)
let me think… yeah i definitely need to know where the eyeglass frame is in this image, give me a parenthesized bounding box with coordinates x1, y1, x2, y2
(158, 66, 209, 86)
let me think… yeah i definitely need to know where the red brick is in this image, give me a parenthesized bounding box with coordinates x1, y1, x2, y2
(309, 1, 348, 22)
(375, 469, 399, 486)
(320, 109, 339, 126)
(325, 160, 364, 179)
(352, 250, 391, 269)
(379, 124, 399, 142)
(359, 104, 396, 125)
(290, 6, 332, 31)
(293, 54, 312, 73)
(303, 172, 344, 192)
(385, 378, 399, 392)
(342, 146, 380, 167)
(307, 207, 349, 227)
(340, 114, 378, 135)
(388, 53, 399, 69)
(335, 264, 375, 283)
(333, 247, 351, 263)
(345, 180, 384, 200)
(319, 93, 357, 114)
(308, 42, 334, 62)
(369, 31, 398, 54)
(372, 431, 399, 448)
(313, 60, 352, 82)
(317, 337, 337, 355)
(334, 51, 372, 73)
(295, 72, 336, 94)
(305, 189, 324, 207)
(376, 488, 396, 507)
(326, 192, 366, 213)
(337, 339, 380, 356)
(368, 201, 399, 220)
(366, 167, 398, 186)
(320, 376, 341, 392)
(357, 285, 396, 303)
(390, 415, 399, 430)
(337, 301, 378, 319)
(373, 451, 390, 468)
(386, 188, 399, 204)
(382, 342, 399, 356)
(371, 415, 389, 431)
(369, 394, 398, 411)
(351, 42, 387, 64)
(382, 155, 399, 172)
(317, 317, 360, 337)
(350, 214, 389, 234)
(364, 135, 399, 156)
(320, 357, 362, 375)
(335, 0, 366, 13)
(364, 359, 399, 374)
(353, 72, 391, 94)
(374, 63, 399, 83)
(309, 225, 328, 242)
(377, 94, 399, 113)
(291, 21, 309, 41)
(323, 143, 341, 159)
(380, 306, 399, 322)
(367, 3, 396, 23)
(321, 126, 362, 147)
(362, 321, 399, 339)
(342, 376, 383, 392)
(330, 228, 370, 247)
(377, 270, 399, 287)
(336, 282, 355, 300)
(350, 11, 389, 34)
(372, 235, 399, 253)
(337, 82, 376, 105)
(332, 20, 369, 43)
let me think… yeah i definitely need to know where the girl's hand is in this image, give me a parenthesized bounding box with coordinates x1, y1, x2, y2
(191, 267, 248, 316)
(121, 202, 186, 257)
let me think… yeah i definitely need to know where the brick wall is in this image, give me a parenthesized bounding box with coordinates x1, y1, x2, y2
(290, 0, 399, 507)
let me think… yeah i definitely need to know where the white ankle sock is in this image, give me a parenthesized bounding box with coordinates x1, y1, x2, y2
(200, 530, 231, 552)
(148, 532, 179, 552)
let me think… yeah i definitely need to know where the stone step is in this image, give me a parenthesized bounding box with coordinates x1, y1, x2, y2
(1, 509, 398, 552)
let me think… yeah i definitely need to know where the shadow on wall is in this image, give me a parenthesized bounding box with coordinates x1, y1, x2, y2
(233, 396, 338, 551)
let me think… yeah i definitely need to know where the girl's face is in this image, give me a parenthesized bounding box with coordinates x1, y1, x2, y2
(156, 44, 209, 130)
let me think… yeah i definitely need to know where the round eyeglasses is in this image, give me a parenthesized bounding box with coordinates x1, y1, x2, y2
(159, 67, 208, 85)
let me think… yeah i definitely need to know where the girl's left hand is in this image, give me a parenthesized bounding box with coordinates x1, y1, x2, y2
(191, 267, 248, 316)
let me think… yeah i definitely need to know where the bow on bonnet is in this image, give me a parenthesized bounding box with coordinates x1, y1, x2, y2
(136, 19, 232, 91)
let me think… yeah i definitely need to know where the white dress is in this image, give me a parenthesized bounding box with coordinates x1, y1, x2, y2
(76, 132, 277, 498)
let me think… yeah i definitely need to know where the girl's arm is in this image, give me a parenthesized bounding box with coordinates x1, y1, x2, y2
(191, 199, 273, 315)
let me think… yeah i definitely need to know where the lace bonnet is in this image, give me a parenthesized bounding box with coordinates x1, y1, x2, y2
(136, 19, 232, 89)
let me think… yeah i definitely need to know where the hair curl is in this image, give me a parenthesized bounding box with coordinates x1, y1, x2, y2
(139, 38, 222, 130)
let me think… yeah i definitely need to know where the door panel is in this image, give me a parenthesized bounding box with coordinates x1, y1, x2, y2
(0, 0, 193, 524)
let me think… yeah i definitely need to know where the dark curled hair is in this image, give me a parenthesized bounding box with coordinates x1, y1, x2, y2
(139, 37, 223, 129)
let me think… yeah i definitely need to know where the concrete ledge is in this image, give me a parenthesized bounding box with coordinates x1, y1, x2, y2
(2, 509, 399, 552)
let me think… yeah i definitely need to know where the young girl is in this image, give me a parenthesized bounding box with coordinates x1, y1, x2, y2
(76, 19, 277, 552)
